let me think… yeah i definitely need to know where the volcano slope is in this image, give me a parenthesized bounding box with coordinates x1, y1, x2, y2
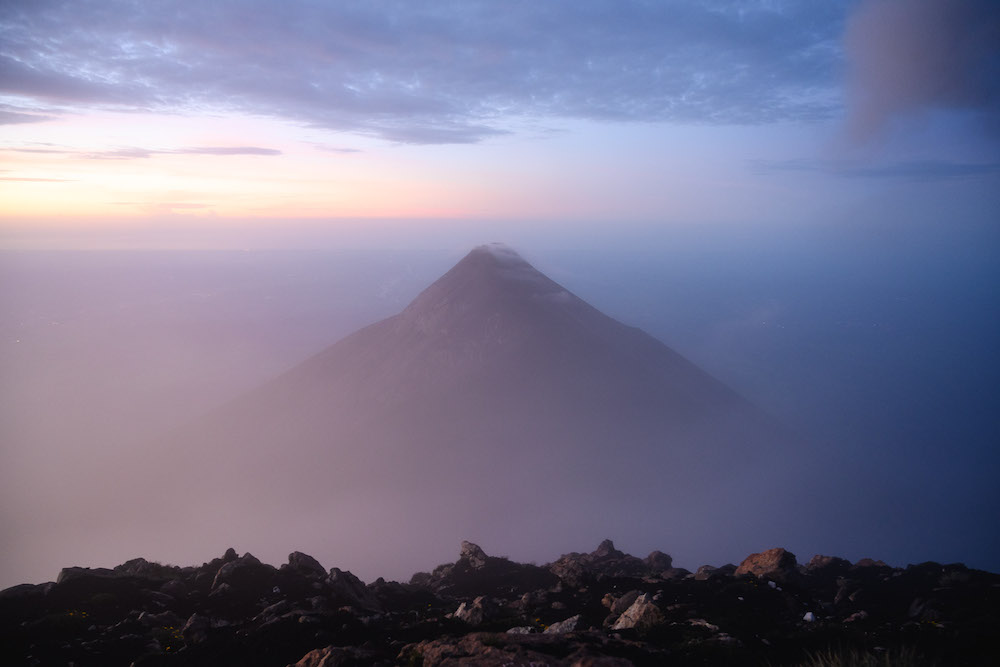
(119, 244, 803, 578)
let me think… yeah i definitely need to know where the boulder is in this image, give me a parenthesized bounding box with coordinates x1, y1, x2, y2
(327, 567, 382, 612)
(137, 610, 182, 627)
(284, 552, 327, 579)
(645, 550, 673, 571)
(181, 612, 211, 644)
(805, 555, 851, 576)
(548, 540, 651, 586)
(735, 548, 799, 583)
(159, 578, 188, 598)
(211, 552, 267, 590)
(56, 566, 118, 584)
(460, 541, 489, 569)
(454, 596, 498, 625)
(0, 582, 53, 600)
(593, 539, 624, 560)
(544, 613, 585, 634)
(611, 593, 664, 631)
(288, 645, 383, 666)
(609, 590, 642, 617)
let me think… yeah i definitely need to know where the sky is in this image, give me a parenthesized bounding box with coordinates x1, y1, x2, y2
(0, 0, 997, 233)
(1, 0, 1000, 584)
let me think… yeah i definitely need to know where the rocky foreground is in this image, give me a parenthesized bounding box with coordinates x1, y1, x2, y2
(1, 541, 997, 666)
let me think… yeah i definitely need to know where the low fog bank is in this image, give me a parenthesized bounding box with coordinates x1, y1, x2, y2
(1, 219, 997, 587)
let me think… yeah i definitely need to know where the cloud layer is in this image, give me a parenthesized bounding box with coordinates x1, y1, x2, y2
(0, 0, 846, 143)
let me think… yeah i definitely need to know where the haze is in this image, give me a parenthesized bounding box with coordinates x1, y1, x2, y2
(1, 0, 998, 587)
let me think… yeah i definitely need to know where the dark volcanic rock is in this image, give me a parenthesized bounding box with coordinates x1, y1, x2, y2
(1, 543, 998, 667)
(284, 551, 327, 579)
(645, 550, 674, 572)
(413, 541, 559, 598)
(804, 554, 851, 576)
(327, 568, 382, 612)
(548, 539, 661, 586)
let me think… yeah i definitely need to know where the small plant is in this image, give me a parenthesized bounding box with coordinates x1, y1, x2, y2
(795, 645, 934, 667)
(151, 625, 184, 653)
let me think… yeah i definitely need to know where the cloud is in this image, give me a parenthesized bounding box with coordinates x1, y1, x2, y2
(750, 158, 1000, 181)
(313, 145, 362, 154)
(85, 147, 156, 160)
(844, 0, 1000, 141)
(111, 201, 214, 213)
(0, 108, 56, 125)
(85, 146, 282, 159)
(0, 1, 848, 144)
(179, 146, 282, 156)
(2, 144, 281, 160)
(0, 176, 76, 182)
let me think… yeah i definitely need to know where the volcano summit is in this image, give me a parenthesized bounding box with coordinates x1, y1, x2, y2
(125, 244, 798, 580)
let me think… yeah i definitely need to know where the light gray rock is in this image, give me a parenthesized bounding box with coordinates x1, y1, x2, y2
(543, 614, 584, 634)
(460, 541, 489, 569)
(611, 593, 664, 631)
(454, 596, 498, 625)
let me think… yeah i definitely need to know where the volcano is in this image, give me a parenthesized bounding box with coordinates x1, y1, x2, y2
(133, 244, 795, 578)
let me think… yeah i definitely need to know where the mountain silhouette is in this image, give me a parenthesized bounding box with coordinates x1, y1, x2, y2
(125, 244, 797, 579)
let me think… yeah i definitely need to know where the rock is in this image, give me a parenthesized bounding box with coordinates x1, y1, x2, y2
(327, 567, 382, 612)
(454, 596, 498, 625)
(287, 644, 382, 666)
(55, 566, 118, 584)
(645, 550, 673, 571)
(519, 590, 548, 609)
(284, 551, 326, 579)
(611, 593, 663, 631)
(211, 552, 266, 590)
(209, 582, 233, 598)
(181, 612, 211, 644)
(805, 555, 851, 576)
(401, 632, 645, 667)
(548, 540, 651, 585)
(660, 567, 691, 580)
(159, 578, 188, 598)
(609, 590, 642, 617)
(689, 618, 720, 632)
(0, 582, 52, 600)
(735, 548, 799, 583)
(544, 614, 585, 633)
(3, 543, 999, 667)
(594, 539, 623, 560)
(459, 541, 489, 569)
(137, 610, 182, 627)
(254, 599, 292, 623)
